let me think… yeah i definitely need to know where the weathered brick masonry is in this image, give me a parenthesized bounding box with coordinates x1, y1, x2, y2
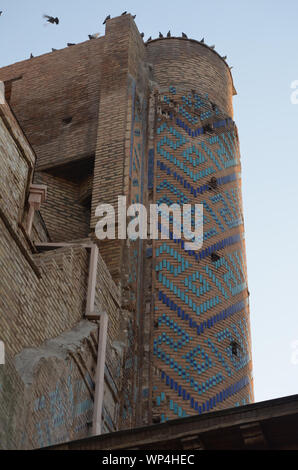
(0, 13, 253, 447)
(0, 91, 127, 447)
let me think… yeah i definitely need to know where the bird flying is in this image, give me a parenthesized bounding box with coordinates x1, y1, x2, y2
(43, 15, 59, 25)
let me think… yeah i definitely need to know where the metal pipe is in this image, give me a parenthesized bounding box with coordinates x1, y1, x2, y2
(92, 311, 108, 435)
(84, 243, 108, 435)
(85, 244, 99, 316)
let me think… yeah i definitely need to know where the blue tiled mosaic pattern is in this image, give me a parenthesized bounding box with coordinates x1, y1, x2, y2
(152, 87, 253, 422)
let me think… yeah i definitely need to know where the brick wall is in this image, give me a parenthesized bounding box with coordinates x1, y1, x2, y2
(0, 39, 104, 170)
(0, 95, 129, 448)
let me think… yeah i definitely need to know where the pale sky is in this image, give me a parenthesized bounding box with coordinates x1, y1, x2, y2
(0, 0, 297, 404)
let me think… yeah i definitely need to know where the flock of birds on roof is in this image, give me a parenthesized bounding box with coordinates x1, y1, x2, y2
(0, 11, 231, 67)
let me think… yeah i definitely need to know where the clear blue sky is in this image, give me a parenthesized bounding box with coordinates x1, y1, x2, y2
(1, 0, 297, 404)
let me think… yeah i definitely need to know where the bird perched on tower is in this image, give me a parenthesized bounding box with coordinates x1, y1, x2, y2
(182, 32, 188, 38)
(43, 15, 59, 25)
(159, 32, 163, 38)
(103, 15, 110, 24)
(88, 33, 100, 40)
(167, 31, 171, 37)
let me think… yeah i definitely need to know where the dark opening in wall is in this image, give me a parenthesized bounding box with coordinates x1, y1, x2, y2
(231, 341, 240, 357)
(203, 123, 214, 134)
(62, 116, 73, 125)
(211, 252, 220, 262)
(208, 176, 218, 190)
(152, 415, 161, 424)
(35, 156, 94, 242)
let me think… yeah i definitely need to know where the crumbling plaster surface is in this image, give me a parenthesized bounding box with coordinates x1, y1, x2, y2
(15, 320, 97, 385)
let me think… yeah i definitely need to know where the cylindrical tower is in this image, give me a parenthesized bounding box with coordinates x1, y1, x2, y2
(146, 38, 253, 423)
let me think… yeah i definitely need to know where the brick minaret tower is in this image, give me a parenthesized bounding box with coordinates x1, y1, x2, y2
(89, 16, 254, 426)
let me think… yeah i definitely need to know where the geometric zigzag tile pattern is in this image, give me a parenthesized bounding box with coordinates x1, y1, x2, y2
(152, 86, 254, 422)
